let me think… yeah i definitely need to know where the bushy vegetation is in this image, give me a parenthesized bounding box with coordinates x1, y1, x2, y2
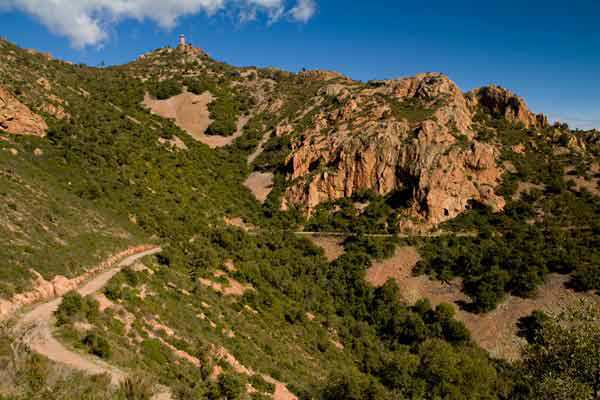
(385, 95, 435, 123)
(253, 135, 292, 171)
(305, 190, 412, 234)
(415, 220, 598, 312)
(519, 303, 600, 400)
(205, 88, 242, 136)
(183, 74, 254, 137)
(82, 332, 112, 359)
(55, 291, 99, 326)
(148, 79, 182, 100)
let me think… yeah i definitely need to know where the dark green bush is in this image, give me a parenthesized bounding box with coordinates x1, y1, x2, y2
(150, 80, 182, 100)
(55, 291, 100, 325)
(82, 332, 111, 359)
(217, 374, 245, 400)
(517, 310, 549, 344)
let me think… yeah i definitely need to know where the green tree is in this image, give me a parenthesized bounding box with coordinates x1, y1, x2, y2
(55, 291, 83, 325)
(218, 373, 245, 400)
(82, 332, 111, 359)
(522, 301, 600, 400)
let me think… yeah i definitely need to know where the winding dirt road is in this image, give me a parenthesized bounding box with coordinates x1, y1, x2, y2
(17, 247, 161, 385)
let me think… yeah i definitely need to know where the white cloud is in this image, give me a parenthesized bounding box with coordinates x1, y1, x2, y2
(289, 0, 316, 23)
(3, 0, 316, 48)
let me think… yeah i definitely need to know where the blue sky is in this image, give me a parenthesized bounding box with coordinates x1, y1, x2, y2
(1, 0, 599, 129)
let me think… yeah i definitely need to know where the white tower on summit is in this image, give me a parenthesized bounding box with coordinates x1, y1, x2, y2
(178, 34, 186, 48)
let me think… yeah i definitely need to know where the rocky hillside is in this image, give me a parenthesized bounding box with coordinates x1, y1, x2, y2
(0, 86, 48, 136)
(1, 36, 599, 400)
(263, 71, 596, 229)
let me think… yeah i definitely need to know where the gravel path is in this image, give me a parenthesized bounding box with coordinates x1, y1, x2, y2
(17, 247, 163, 389)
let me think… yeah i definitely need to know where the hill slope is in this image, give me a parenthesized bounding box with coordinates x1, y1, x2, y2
(0, 37, 599, 400)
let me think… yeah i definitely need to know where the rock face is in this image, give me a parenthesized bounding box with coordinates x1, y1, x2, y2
(467, 85, 548, 129)
(282, 73, 507, 226)
(0, 86, 48, 136)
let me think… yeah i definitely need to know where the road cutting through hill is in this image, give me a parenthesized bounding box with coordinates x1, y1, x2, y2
(16, 246, 164, 395)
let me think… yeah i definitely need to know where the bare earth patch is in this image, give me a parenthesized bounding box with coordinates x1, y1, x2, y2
(305, 235, 344, 261)
(158, 135, 188, 151)
(92, 293, 115, 312)
(199, 270, 253, 297)
(144, 92, 249, 149)
(243, 172, 274, 203)
(144, 91, 211, 142)
(223, 216, 256, 232)
(212, 346, 298, 400)
(366, 247, 600, 360)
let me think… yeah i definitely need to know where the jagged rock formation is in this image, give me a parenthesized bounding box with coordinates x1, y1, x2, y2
(467, 85, 548, 129)
(0, 86, 48, 136)
(282, 73, 510, 226)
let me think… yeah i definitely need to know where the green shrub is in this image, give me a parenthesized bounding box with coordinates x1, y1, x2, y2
(183, 78, 209, 95)
(218, 373, 245, 400)
(150, 80, 182, 100)
(117, 375, 154, 400)
(517, 310, 549, 344)
(141, 339, 169, 365)
(55, 291, 84, 325)
(82, 332, 112, 359)
(249, 374, 275, 394)
(206, 90, 239, 136)
(55, 291, 99, 325)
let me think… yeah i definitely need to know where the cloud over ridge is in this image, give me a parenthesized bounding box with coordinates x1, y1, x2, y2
(3, 0, 317, 48)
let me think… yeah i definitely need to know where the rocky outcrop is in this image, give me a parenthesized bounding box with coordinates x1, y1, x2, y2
(282, 73, 506, 226)
(467, 85, 548, 129)
(41, 102, 70, 120)
(177, 43, 207, 59)
(0, 86, 48, 136)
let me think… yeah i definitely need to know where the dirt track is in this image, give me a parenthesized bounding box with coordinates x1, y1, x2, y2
(17, 247, 161, 386)
(248, 130, 271, 164)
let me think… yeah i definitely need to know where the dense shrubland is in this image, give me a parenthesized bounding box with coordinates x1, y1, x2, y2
(305, 190, 411, 234)
(148, 79, 182, 100)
